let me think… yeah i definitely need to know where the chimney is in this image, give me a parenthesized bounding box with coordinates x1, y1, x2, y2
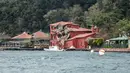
(91, 25, 99, 33)
(91, 25, 95, 33)
(95, 26, 99, 33)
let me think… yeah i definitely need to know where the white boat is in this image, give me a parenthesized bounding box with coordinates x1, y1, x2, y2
(44, 46, 64, 51)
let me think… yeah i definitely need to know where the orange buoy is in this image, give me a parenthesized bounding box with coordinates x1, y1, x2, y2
(99, 49, 105, 55)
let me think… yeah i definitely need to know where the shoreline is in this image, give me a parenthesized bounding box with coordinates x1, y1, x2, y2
(93, 48, 130, 53)
(0, 47, 130, 52)
(0, 47, 44, 51)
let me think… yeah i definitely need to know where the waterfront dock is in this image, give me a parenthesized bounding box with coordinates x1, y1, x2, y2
(0, 47, 44, 51)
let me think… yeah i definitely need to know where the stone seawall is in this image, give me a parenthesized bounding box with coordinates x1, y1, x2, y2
(94, 48, 130, 52)
(0, 47, 44, 51)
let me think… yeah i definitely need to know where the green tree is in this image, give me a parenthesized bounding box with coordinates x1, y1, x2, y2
(116, 19, 130, 36)
(44, 5, 86, 27)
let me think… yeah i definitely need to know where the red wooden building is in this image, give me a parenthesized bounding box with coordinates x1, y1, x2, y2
(50, 21, 98, 50)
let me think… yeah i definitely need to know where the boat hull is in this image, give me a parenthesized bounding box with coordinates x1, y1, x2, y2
(44, 46, 64, 51)
(44, 49, 64, 51)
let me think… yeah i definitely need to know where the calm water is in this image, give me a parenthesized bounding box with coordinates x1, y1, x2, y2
(0, 51, 130, 73)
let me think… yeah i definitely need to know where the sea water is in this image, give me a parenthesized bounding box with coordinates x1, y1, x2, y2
(0, 51, 130, 73)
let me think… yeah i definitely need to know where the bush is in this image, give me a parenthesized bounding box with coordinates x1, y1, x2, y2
(88, 38, 104, 47)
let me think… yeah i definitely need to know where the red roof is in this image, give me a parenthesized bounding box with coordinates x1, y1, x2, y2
(33, 31, 49, 39)
(68, 28, 92, 32)
(50, 21, 77, 26)
(68, 33, 95, 40)
(12, 32, 32, 39)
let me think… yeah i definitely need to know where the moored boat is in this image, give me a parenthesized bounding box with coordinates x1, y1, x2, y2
(44, 46, 64, 51)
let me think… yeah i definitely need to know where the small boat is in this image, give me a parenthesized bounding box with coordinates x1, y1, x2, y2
(44, 46, 64, 51)
(99, 49, 105, 55)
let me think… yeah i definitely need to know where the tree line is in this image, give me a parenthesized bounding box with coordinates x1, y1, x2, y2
(0, 0, 96, 36)
(0, 0, 130, 38)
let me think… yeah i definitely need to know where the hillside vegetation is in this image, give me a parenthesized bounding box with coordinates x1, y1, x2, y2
(0, 0, 130, 38)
